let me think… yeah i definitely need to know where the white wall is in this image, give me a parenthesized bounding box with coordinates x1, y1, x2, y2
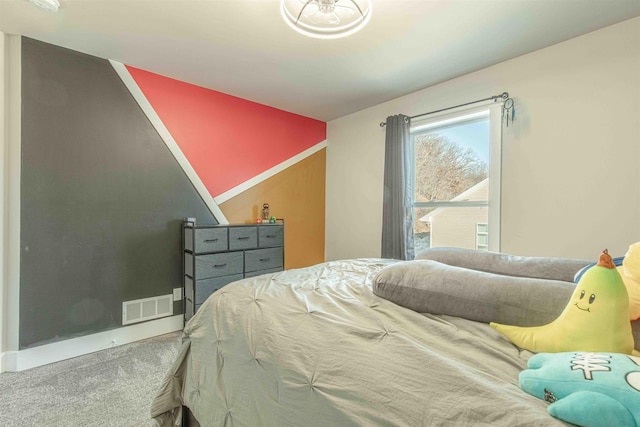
(0, 30, 6, 370)
(0, 33, 20, 372)
(326, 17, 640, 261)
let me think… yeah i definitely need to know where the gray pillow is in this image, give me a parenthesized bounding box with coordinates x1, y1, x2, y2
(415, 247, 591, 283)
(374, 259, 640, 351)
(373, 260, 576, 327)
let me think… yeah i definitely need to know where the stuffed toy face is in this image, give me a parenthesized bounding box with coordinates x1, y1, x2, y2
(574, 243, 640, 321)
(491, 250, 635, 354)
(520, 352, 640, 427)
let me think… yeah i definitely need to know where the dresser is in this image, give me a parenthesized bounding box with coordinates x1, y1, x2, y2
(183, 221, 284, 320)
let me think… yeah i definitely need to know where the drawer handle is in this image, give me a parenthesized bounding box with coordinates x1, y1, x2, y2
(213, 263, 227, 268)
(237, 236, 250, 240)
(259, 258, 271, 262)
(204, 238, 219, 243)
(265, 235, 276, 238)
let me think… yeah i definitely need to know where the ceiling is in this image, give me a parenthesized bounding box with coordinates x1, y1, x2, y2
(1, 0, 639, 121)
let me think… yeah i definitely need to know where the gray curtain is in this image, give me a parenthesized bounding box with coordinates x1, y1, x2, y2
(381, 114, 414, 260)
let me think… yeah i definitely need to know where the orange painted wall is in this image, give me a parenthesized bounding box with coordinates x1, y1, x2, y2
(219, 150, 326, 269)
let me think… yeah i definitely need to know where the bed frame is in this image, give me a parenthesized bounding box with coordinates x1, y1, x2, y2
(182, 406, 199, 426)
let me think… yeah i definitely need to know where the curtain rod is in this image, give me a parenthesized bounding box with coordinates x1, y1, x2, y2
(379, 92, 510, 127)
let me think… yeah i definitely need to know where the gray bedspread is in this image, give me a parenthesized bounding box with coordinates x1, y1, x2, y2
(151, 259, 564, 426)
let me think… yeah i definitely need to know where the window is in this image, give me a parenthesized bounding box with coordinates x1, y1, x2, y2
(476, 223, 489, 251)
(411, 105, 502, 254)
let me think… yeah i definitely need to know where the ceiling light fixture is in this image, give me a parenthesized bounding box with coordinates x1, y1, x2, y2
(29, 0, 60, 13)
(280, 0, 372, 39)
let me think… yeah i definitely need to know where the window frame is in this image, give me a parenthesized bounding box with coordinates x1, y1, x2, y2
(410, 102, 503, 252)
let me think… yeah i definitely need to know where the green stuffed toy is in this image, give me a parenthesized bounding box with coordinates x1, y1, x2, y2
(520, 352, 640, 427)
(621, 242, 640, 321)
(491, 249, 635, 355)
(574, 242, 640, 321)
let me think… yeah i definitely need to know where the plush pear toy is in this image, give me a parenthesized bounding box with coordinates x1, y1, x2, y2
(620, 242, 640, 321)
(491, 250, 635, 355)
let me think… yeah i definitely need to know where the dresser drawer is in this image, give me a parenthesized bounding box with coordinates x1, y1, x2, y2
(244, 247, 283, 273)
(229, 226, 257, 250)
(258, 225, 284, 247)
(185, 252, 243, 279)
(183, 221, 285, 322)
(185, 274, 243, 305)
(185, 227, 228, 253)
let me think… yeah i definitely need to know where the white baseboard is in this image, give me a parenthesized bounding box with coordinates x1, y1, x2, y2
(3, 315, 184, 372)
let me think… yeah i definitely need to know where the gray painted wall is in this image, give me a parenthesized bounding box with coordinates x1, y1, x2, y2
(20, 38, 217, 349)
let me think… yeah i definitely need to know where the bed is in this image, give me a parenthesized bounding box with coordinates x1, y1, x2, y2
(151, 254, 639, 426)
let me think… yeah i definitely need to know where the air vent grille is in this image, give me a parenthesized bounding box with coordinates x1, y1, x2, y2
(122, 294, 173, 325)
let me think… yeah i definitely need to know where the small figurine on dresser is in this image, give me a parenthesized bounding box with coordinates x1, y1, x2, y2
(262, 203, 270, 221)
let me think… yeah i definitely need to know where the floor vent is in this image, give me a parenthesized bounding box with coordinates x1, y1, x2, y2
(122, 294, 173, 325)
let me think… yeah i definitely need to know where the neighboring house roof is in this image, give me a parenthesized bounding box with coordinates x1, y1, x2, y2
(419, 178, 489, 223)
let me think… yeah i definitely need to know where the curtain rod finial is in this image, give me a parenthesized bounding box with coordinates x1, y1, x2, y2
(380, 122, 387, 127)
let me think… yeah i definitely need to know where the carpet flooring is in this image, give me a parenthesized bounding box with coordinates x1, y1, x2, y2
(0, 331, 182, 427)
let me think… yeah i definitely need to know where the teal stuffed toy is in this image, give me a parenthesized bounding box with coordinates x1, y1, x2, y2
(520, 352, 640, 427)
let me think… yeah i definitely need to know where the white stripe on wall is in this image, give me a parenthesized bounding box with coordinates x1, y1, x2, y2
(109, 60, 229, 225)
(214, 140, 327, 204)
